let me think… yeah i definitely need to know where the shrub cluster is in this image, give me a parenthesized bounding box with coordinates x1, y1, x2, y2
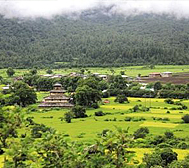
(129, 105, 150, 112)
(152, 117, 170, 121)
(182, 114, 189, 123)
(124, 116, 146, 122)
(95, 111, 105, 116)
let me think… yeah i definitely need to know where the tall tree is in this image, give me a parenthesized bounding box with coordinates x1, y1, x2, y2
(6, 67, 15, 77)
(0, 107, 23, 147)
(75, 85, 101, 107)
(10, 81, 37, 107)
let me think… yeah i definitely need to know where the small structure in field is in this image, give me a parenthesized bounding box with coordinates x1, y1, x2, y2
(103, 99, 110, 103)
(14, 76, 23, 82)
(99, 74, 108, 80)
(149, 72, 161, 78)
(140, 83, 147, 90)
(42, 74, 66, 78)
(43, 74, 53, 77)
(121, 75, 129, 78)
(2, 84, 10, 90)
(39, 83, 74, 108)
(93, 73, 100, 76)
(161, 72, 172, 77)
(69, 72, 87, 78)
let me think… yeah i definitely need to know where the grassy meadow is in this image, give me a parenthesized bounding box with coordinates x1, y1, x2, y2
(30, 96, 189, 141)
(1, 65, 189, 79)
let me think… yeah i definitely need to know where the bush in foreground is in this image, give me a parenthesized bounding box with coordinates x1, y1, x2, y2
(143, 148, 178, 168)
(71, 105, 87, 118)
(182, 114, 189, 123)
(114, 94, 129, 103)
(64, 111, 74, 123)
(133, 127, 149, 139)
(95, 111, 105, 116)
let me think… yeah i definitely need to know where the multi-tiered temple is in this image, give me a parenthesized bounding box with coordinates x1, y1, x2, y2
(39, 83, 74, 108)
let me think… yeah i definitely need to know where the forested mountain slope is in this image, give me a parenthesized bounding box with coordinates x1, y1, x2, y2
(1, 7, 189, 68)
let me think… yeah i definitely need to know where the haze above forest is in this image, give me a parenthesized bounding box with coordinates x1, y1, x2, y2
(1, 1, 189, 19)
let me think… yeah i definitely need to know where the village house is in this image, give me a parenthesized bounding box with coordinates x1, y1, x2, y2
(69, 72, 87, 79)
(161, 72, 172, 77)
(99, 74, 108, 80)
(140, 83, 154, 92)
(14, 76, 23, 82)
(103, 99, 110, 104)
(2, 84, 10, 90)
(42, 74, 66, 78)
(149, 72, 161, 78)
(121, 75, 129, 78)
(43, 74, 53, 77)
(51, 74, 66, 78)
(149, 72, 173, 78)
(92, 73, 108, 80)
(140, 83, 147, 90)
(2, 84, 11, 93)
(39, 83, 74, 108)
(93, 73, 100, 76)
(2, 84, 11, 94)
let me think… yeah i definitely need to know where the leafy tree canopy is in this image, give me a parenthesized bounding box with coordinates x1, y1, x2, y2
(10, 81, 37, 107)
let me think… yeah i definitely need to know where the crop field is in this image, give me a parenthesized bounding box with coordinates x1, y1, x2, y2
(21, 94, 189, 164)
(0, 156, 3, 168)
(1, 65, 189, 167)
(12, 92, 183, 161)
(30, 96, 189, 141)
(1, 93, 189, 167)
(129, 148, 189, 163)
(140, 72, 189, 84)
(1, 65, 189, 79)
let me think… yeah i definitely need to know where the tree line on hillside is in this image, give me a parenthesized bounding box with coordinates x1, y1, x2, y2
(0, 11, 189, 68)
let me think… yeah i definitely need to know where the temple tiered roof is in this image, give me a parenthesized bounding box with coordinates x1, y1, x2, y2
(39, 83, 74, 108)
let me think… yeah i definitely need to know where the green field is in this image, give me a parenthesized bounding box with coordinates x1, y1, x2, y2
(29, 96, 189, 141)
(1, 65, 189, 79)
(1, 95, 189, 167)
(18, 95, 188, 167)
(1, 65, 189, 167)
(129, 148, 189, 163)
(0, 156, 3, 168)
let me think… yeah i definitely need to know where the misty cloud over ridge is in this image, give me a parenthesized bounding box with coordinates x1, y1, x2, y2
(0, 0, 189, 18)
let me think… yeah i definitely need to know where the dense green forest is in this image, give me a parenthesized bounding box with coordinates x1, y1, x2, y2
(1, 7, 189, 68)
